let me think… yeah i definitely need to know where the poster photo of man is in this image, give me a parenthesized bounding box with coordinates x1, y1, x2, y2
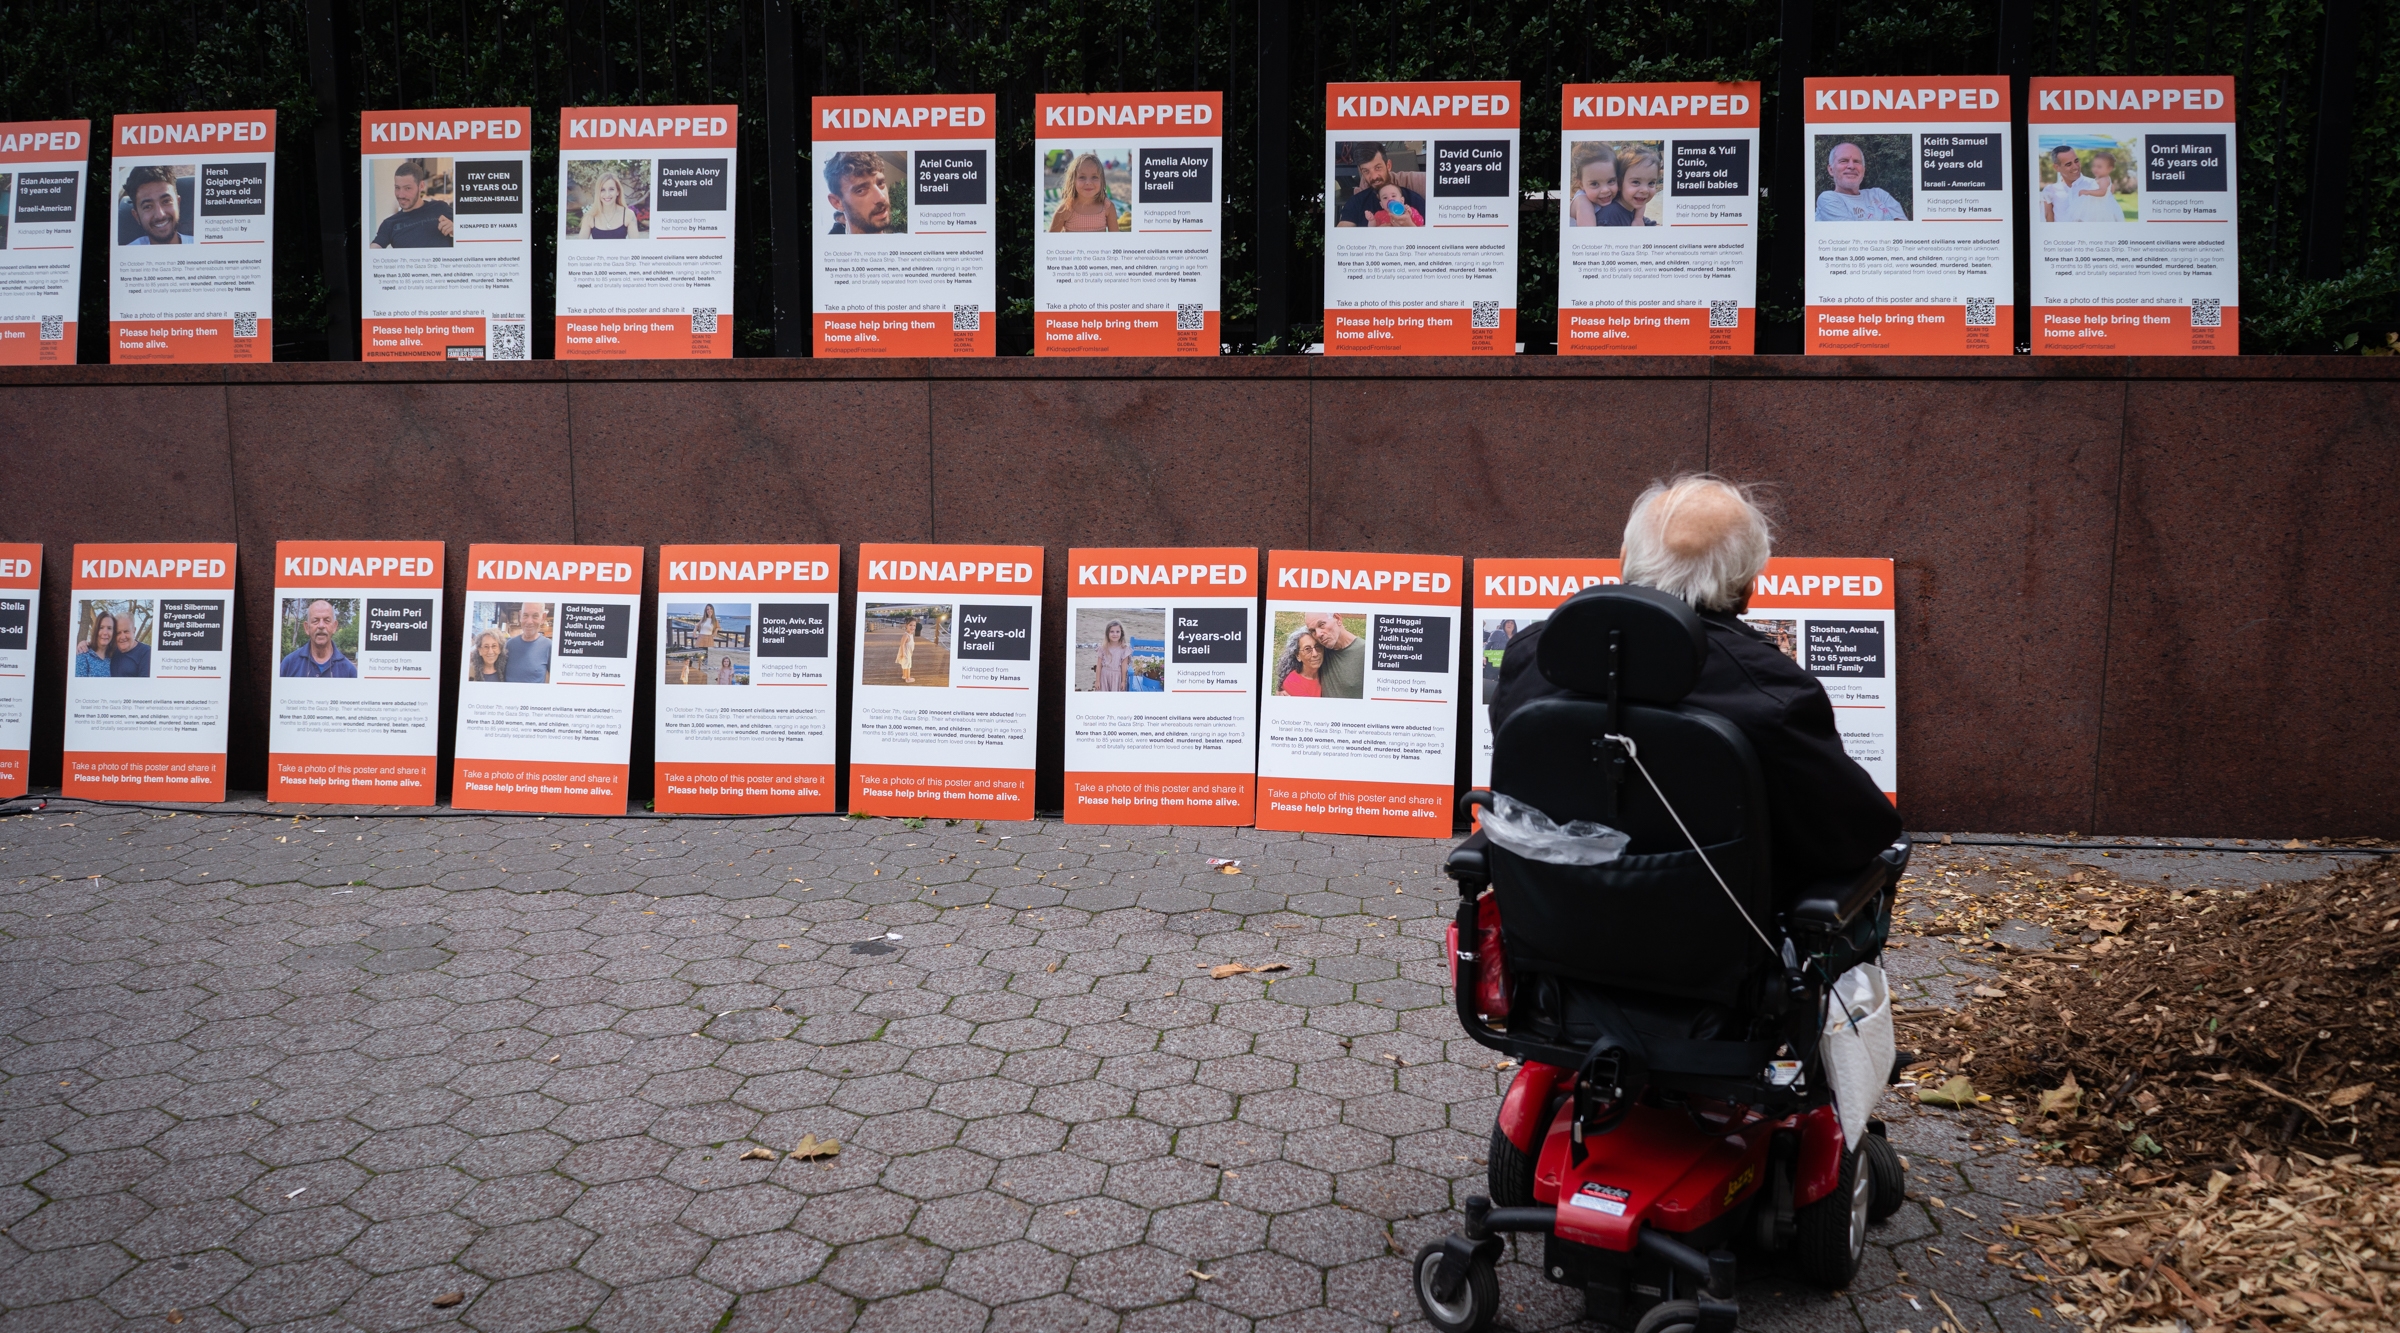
(1330, 140, 1427, 230)
(823, 150, 908, 235)
(464, 601, 554, 684)
(368, 158, 455, 248)
(117, 164, 194, 245)
(279, 597, 361, 679)
(1813, 134, 1913, 221)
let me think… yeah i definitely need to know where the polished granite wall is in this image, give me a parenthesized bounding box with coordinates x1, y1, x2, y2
(7, 356, 2395, 837)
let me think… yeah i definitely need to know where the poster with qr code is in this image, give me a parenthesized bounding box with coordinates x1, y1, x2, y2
(0, 120, 88, 364)
(813, 95, 998, 356)
(554, 106, 736, 359)
(1032, 93, 1221, 356)
(1324, 82, 1519, 355)
(2029, 76, 2236, 355)
(1559, 84, 1759, 355)
(358, 109, 532, 361)
(1802, 78, 2013, 355)
(108, 111, 276, 363)
(1468, 557, 1896, 802)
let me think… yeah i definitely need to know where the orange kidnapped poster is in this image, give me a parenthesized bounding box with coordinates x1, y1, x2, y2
(813, 96, 998, 356)
(653, 546, 840, 813)
(555, 108, 736, 358)
(450, 544, 642, 814)
(267, 542, 445, 805)
(848, 544, 1041, 818)
(1324, 83, 1519, 355)
(0, 546, 39, 797)
(109, 112, 276, 363)
(63, 544, 238, 801)
(0, 121, 89, 365)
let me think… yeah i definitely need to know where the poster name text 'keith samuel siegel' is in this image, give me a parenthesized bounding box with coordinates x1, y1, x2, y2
(1324, 82, 1518, 355)
(1470, 558, 1897, 802)
(1257, 551, 1463, 838)
(268, 542, 446, 805)
(2030, 76, 2236, 355)
(850, 545, 1042, 818)
(1064, 549, 1259, 825)
(109, 111, 275, 363)
(655, 546, 840, 814)
(555, 107, 736, 358)
(1034, 93, 1222, 356)
(1559, 85, 1758, 355)
(452, 545, 643, 814)
(1804, 77, 2012, 355)
(63, 544, 237, 801)
(814, 95, 997, 356)
(359, 110, 532, 360)
(0, 547, 38, 797)
(0, 121, 88, 364)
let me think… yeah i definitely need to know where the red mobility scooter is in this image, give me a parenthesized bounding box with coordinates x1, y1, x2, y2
(1419, 585, 1910, 1333)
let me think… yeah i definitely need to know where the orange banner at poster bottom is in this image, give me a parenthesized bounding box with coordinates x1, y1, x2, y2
(655, 762, 837, 814)
(2033, 306, 2236, 356)
(451, 757, 631, 814)
(63, 752, 227, 802)
(1327, 307, 1515, 356)
(110, 319, 272, 364)
(554, 315, 729, 359)
(1064, 772, 1254, 825)
(1806, 305, 2008, 355)
(0, 321, 75, 365)
(1562, 306, 1751, 355)
(363, 317, 492, 361)
(0, 749, 25, 799)
(1037, 310, 1218, 357)
(815, 312, 996, 357)
(268, 754, 437, 805)
(849, 764, 1034, 819)
(1255, 775, 1453, 838)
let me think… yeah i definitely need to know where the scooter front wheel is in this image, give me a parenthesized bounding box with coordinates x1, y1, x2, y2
(1632, 1300, 1702, 1333)
(1413, 1241, 1499, 1333)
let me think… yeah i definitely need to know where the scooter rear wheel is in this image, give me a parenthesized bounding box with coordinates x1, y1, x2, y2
(1864, 1127, 1905, 1223)
(1487, 1121, 1537, 1208)
(1413, 1241, 1498, 1333)
(1793, 1139, 1870, 1289)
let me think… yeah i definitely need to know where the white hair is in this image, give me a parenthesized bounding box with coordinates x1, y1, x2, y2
(1620, 474, 1773, 612)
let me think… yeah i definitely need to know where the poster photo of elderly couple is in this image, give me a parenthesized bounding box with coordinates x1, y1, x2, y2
(1269, 611, 1367, 699)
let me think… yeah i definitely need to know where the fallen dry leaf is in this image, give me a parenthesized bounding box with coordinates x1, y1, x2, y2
(739, 1146, 776, 1161)
(2329, 1082, 2374, 1107)
(2036, 1071, 2083, 1118)
(2088, 917, 2128, 935)
(789, 1134, 841, 1161)
(431, 1292, 465, 1308)
(1188, 1269, 1214, 1280)
(1045, 962, 1060, 973)
(1218, 865, 1242, 876)
(166, 1314, 184, 1326)
(1972, 984, 2008, 998)
(1209, 961, 1291, 980)
(1917, 1075, 1978, 1108)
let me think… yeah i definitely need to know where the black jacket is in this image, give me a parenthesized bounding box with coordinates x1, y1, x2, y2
(1490, 609, 1902, 888)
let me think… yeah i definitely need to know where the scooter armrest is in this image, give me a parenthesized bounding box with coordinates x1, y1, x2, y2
(1445, 831, 1490, 888)
(1788, 841, 1906, 931)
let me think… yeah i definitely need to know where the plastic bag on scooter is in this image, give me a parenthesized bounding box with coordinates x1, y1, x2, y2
(1820, 963, 1894, 1150)
(1478, 793, 1631, 866)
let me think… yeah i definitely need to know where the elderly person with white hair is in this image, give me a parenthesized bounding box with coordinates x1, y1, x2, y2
(1488, 474, 1902, 887)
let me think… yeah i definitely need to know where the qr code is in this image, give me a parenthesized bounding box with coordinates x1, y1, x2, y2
(690, 307, 718, 334)
(39, 314, 62, 341)
(2191, 298, 2221, 328)
(1965, 298, 1996, 327)
(489, 323, 528, 360)
(1176, 304, 1204, 332)
(233, 311, 257, 338)
(1471, 301, 1499, 330)
(952, 305, 981, 332)
(1709, 301, 1739, 330)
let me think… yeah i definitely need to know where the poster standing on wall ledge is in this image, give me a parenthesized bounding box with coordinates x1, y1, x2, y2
(1323, 81, 1519, 355)
(451, 544, 643, 814)
(109, 111, 275, 363)
(0, 546, 38, 797)
(1033, 93, 1222, 356)
(849, 544, 1042, 818)
(1470, 558, 1896, 803)
(555, 106, 736, 359)
(1063, 549, 1259, 824)
(1256, 550, 1463, 837)
(0, 121, 88, 364)
(267, 541, 445, 805)
(1803, 77, 2012, 355)
(359, 109, 532, 361)
(654, 545, 840, 814)
(62, 543, 237, 801)
(812, 95, 997, 356)
(1558, 85, 1758, 355)
(2029, 76, 2237, 355)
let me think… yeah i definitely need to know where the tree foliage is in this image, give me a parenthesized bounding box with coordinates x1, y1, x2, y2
(1, 0, 2393, 356)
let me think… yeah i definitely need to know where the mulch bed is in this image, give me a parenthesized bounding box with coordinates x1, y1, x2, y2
(1887, 850, 2400, 1330)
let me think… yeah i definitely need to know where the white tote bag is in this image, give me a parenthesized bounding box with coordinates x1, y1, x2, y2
(1820, 963, 1895, 1150)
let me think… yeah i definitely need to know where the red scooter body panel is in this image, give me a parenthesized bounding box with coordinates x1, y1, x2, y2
(1533, 1099, 1777, 1250)
(1496, 1062, 1569, 1153)
(1793, 1103, 1847, 1206)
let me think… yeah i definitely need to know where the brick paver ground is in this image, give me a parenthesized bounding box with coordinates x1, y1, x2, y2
(0, 802, 2151, 1331)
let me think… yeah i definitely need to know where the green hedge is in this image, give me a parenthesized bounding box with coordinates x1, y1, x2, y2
(6, 0, 2394, 356)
